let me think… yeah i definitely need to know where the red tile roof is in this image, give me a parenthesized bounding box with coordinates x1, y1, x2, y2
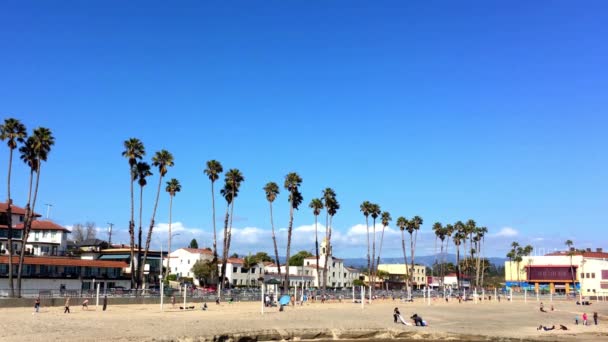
(0, 202, 41, 216)
(181, 248, 213, 255)
(15, 220, 70, 232)
(545, 250, 608, 258)
(0, 255, 127, 268)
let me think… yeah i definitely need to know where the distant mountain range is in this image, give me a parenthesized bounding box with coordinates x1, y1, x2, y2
(341, 253, 507, 269)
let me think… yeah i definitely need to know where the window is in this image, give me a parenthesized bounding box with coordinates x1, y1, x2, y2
(233, 267, 238, 273)
(332, 262, 336, 267)
(42, 231, 48, 238)
(306, 262, 310, 266)
(51, 231, 56, 239)
(592, 273, 596, 279)
(586, 273, 590, 278)
(34, 231, 40, 241)
(251, 267, 256, 274)
(187, 259, 190, 264)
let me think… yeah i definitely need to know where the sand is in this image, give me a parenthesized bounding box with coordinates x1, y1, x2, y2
(1, 297, 607, 341)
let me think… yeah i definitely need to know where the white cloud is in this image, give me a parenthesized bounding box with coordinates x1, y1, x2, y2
(494, 227, 518, 237)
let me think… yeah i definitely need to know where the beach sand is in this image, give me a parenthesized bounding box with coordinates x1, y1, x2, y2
(1, 297, 607, 341)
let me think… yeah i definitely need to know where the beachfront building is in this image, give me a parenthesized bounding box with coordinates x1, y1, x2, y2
(218, 257, 266, 287)
(0, 255, 129, 295)
(377, 264, 427, 290)
(504, 247, 608, 296)
(0, 202, 70, 256)
(165, 247, 213, 285)
(301, 239, 361, 288)
(264, 263, 317, 288)
(442, 273, 471, 290)
(90, 248, 165, 288)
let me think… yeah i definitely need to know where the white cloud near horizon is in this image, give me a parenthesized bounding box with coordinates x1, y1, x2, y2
(494, 227, 518, 238)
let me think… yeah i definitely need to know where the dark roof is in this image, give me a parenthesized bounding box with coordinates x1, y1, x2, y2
(545, 250, 608, 258)
(76, 239, 108, 247)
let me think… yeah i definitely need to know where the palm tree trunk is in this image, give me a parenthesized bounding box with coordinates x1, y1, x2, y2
(455, 245, 461, 291)
(439, 240, 444, 291)
(401, 230, 409, 290)
(129, 172, 136, 289)
(322, 211, 329, 294)
(480, 238, 486, 287)
(376, 225, 386, 288)
(475, 240, 481, 290)
(365, 216, 370, 283)
(166, 195, 173, 281)
(284, 202, 294, 294)
(313, 214, 319, 289)
(269, 202, 281, 283)
(211, 181, 218, 273)
(6, 148, 15, 297)
(323, 215, 333, 291)
(141, 174, 164, 287)
(17, 165, 39, 297)
(137, 185, 144, 289)
(219, 207, 230, 295)
(409, 233, 415, 289)
(370, 218, 377, 294)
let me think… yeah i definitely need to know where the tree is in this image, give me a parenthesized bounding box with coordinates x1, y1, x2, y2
(453, 229, 465, 291)
(135, 161, 152, 288)
(189, 239, 199, 249)
(122, 138, 145, 288)
(263, 182, 281, 285)
(565, 240, 576, 292)
(474, 226, 488, 288)
(0, 118, 26, 297)
(368, 203, 381, 294)
(71, 223, 86, 243)
(360, 201, 373, 287)
(204, 160, 223, 272)
(322, 188, 338, 293)
(406, 215, 423, 288)
(230, 252, 239, 258)
(376, 211, 391, 288)
(219, 169, 244, 291)
(17, 127, 54, 296)
(252, 252, 273, 263)
(84, 222, 97, 240)
(165, 178, 181, 280)
(396, 216, 409, 290)
(242, 254, 258, 287)
(141, 150, 174, 287)
(309, 198, 324, 288)
(444, 224, 454, 287)
(432, 222, 444, 286)
(283, 172, 303, 292)
(191, 259, 217, 286)
(289, 250, 313, 266)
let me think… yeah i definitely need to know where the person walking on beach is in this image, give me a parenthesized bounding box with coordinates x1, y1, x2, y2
(34, 297, 40, 313)
(171, 295, 176, 308)
(103, 295, 108, 311)
(82, 299, 89, 310)
(593, 312, 598, 325)
(64, 297, 70, 313)
(583, 312, 588, 326)
(393, 307, 401, 323)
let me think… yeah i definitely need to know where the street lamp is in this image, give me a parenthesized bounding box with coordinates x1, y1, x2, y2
(165, 232, 180, 280)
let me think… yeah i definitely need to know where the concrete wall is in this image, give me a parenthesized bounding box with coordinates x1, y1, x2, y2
(0, 296, 165, 308)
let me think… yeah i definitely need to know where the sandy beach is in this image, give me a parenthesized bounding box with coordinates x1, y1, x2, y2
(1, 297, 607, 341)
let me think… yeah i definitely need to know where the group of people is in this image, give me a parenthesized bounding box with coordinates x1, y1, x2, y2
(33, 296, 106, 314)
(393, 308, 427, 326)
(575, 312, 598, 326)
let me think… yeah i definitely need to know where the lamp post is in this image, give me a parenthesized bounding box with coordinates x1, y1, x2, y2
(165, 232, 180, 280)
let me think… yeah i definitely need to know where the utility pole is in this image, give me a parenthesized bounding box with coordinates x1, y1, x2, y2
(44, 203, 53, 219)
(107, 223, 114, 246)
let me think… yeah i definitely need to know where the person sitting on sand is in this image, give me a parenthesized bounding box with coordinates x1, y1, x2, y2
(537, 325, 555, 331)
(559, 325, 568, 330)
(410, 313, 424, 326)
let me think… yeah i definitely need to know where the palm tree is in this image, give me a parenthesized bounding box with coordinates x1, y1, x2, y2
(141, 150, 174, 286)
(444, 224, 454, 288)
(134, 161, 152, 288)
(432, 222, 443, 286)
(369, 203, 381, 290)
(264, 182, 281, 283)
(406, 216, 423, 288)
(219, 169, 244, 291)
(453, 230, 465, 291)
(0, 118, 27, 297)
(243, 254, 257, 287)
(376, 211, 391, 284)
(283, 172, 303, 293)
(164, 178, 181, 280)
(474, 226, 488, 289)
(359, 201, 372, 281)
(478, 227, 489, 287)
(309, 198, 324, 288)
(322, 188, 338, 293)
(464, 219, 476, 284)
(506, 250, 515, 285)
(122, 138, 145, 287)
(565, 240, 575, 293)
(16, 127, 54, 296)
(509, 241, 520, 289)
(396, 217, 409, 290)
(204, 160, 223, 267)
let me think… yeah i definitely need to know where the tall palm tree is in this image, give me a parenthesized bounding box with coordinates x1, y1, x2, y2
(432, 222, 443, 286)
(164, 178, 181, 280)
(359, 201, 372, 279)
(0, 118, 27, 297)
(369, 203, 381, 290)
(376, 211, 391, 283)
(16, 127, 54, 296)
(444, 224, 454, 288)
(322, 188, 338, 293)
(219, 169, 244, 291)
(474, 226, 488, 289)
(453, 229, 465, 291)
(478, 227, 489, 287)
(565, 240, 576, 293)
(204, 160, 223, 266)
(510, 241, 520, 289)
(141, 150, 174, 286)
(309, 198, 324, 288)
(283, 172, 303, 293)
(396, 217, 409, 290)
(135, 161, 152, 289)
(264, 182, 281, 283)
(122, 138, 145, 287)
(464, 219, 477, 284)
(406, 216, 423, 288)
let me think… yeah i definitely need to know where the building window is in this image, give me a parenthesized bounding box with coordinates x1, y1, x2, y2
(233, 267, 238, 273)
(188, 259, 190, 264)
(592, 273, 595, 278)
(586, 273, 590, 278)
(51, 231, 56, 239)
(306, 262, 310, 266)
(42, 231, 48, 238)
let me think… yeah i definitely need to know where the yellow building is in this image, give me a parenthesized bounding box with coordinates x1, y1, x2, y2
(377, 264, 427, 290)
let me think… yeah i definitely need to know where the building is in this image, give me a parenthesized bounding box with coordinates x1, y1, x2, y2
(0, 255, 129, 295)
(377, 264, 427, 290)
(504, 247, 608, 296)
(300, 239, 361, 288)
(264, 263, 317, 288)
(165, 247, 213, 285)
(218, 257, 265, 287)
(0, 202, 70, 256)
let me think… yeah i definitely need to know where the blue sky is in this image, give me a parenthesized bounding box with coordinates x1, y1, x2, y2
(1, 1, 606, 258)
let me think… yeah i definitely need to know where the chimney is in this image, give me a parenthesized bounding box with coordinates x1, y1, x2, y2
(586, 248, 592, 252)
(597, 248, 603, 253)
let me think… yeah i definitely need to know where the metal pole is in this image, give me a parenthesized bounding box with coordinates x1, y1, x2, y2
(183, 284, 187, 308)
(509, 288, 513, 303)
(352, 285, 355, 303)
(428, 285, 431, 306)
(160, 275, 164, 311)
(96, 283, 100, 309)
(494, 288, 497, 302)
(524, 288, 527, 303)
(361, 285, 364, 310)
(160, 243, 163, 311)
(261, 281, 264, 315)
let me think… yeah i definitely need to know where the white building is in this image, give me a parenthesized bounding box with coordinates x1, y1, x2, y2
(165, 248, 213, 285)
(0, 203, 70, 256)
(219, 257, 265, 287)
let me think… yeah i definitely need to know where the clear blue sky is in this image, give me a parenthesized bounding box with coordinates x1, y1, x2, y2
(1, 1, 606, 258)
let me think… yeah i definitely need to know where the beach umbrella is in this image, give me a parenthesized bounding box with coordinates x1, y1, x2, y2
(279, 295, 291, 306)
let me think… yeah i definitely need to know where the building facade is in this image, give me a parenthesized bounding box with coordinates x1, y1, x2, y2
(377, 264, 427, 290)
(165, 248, 214, 285)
